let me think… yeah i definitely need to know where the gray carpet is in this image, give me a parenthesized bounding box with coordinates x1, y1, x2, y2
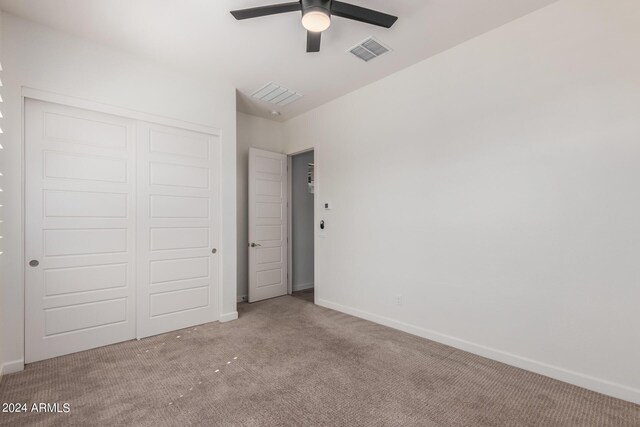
(0, 296, 638, 426)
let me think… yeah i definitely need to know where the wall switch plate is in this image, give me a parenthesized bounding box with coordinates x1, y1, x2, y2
(324, 202, 331, 210)
(395, 295, 404, 306)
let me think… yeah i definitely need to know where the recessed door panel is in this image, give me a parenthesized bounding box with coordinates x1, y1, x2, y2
(257, 247, 282, 265)
(150, 287, 209, 317)
(255, 156, 283, 175)
(256, 202, 282, 219)
(44, 229, 128, 256)
(44, 263, 127, 296)
(150, 162, 209, 189)
(44, 190, 128, 218)
(150, 128, 209, 159)
(151, 257, 210, 284)
(44, 112, 128, 150)
(44, 151, 127, 183)
(150, 195, 209, 218)
(256, 179, 282, 197)
(150, 227, 209, 251)
(44, 298, 128, 336)
(257, 269, 282, 288)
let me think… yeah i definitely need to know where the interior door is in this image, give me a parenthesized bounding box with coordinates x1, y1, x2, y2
(136, 122, 220, 338)
(248, 148, 288, 302)
(25, 99, 136, 363)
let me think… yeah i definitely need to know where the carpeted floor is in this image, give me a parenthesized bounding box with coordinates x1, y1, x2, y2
(0, 296, 638, 426)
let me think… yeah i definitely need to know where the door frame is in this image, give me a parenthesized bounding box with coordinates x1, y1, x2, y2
(286, 147, 316, 301)
(21, 87, 225, 360)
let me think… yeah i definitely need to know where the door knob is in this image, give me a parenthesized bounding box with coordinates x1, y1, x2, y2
(211, 248, 217, 254)
(29, 260, 40, 267)
(250, 243, 261, 247)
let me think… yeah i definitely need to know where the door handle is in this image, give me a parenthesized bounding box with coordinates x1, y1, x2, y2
(250, 243, 261, 248)
(29, 260, 40, 267)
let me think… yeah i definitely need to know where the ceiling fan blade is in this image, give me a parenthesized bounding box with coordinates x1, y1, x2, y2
(331, 1, 398, 28)
(307, 31, 321, 52)
(230, 2, 301, 20)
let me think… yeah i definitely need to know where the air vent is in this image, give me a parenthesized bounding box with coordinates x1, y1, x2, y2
(349, 37, 391, 62)
(251, 83, 303, 107)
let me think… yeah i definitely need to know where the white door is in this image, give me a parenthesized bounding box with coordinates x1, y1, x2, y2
(136, 122, 220, 337)
(248, 148, 288, 302)
(25, 99, 137, 363)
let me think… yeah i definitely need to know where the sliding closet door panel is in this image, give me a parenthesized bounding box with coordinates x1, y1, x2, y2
(25, 99, 136, 363)
(137, 123, 220, 338)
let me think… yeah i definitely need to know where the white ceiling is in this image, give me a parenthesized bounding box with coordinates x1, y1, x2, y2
(0, 0, 558, 121)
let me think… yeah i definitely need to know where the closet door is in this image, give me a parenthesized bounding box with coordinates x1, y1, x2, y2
(136, 122, 220, 338)
(25, 99, 137, 363)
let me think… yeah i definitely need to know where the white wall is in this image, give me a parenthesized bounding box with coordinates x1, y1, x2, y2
(0, 14, 238, 374)
(291, 150, 314, 291)
(236, 112, 284, 300)
(283, 0, 640, 404)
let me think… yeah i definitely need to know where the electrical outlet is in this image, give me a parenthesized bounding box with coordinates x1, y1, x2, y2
(395, 295, 403, 306)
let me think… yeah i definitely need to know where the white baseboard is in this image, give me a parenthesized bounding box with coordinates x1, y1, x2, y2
(1, 359, 25, 376)
(292, 282, 314, 292)
(237, 294, 248, 303)
(316, 298, 640, 405)
(219, 311, 238, 323)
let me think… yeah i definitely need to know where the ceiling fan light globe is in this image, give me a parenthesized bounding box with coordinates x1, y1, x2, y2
(302, 8, 331, 32)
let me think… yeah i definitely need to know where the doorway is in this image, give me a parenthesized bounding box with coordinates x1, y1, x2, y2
(247, 148, 316, 304)
(288, 150, 315, 303)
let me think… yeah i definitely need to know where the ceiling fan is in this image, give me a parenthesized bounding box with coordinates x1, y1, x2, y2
(230, 0, 398, 53)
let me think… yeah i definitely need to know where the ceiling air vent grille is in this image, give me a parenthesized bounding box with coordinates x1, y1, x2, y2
(349, 37, 390, 62)
(251, 83, 303, 107)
